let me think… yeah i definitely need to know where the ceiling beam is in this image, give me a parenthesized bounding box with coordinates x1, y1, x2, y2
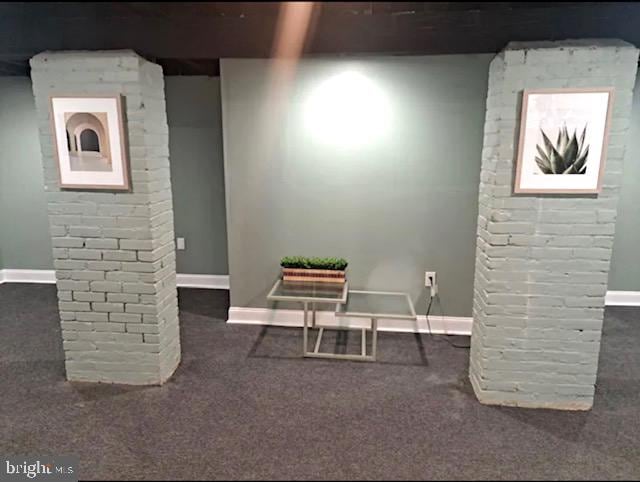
(0, 2, 639, 66)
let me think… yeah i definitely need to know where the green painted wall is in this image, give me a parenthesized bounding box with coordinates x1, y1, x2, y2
(0, 75, 228, 275)
(0, 77, 52, 270)
(609, 75, 640, 291)
(166, 76, 228, 275)
(0, 61, 638, 299)
(221, 55, 492, 316)
(221, 56, 640, 315)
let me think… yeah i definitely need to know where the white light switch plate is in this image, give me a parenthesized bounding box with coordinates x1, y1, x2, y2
(177, 237, 185, 250)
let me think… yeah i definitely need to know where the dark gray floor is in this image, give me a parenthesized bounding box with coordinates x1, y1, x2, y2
(1, 283, 639, 480)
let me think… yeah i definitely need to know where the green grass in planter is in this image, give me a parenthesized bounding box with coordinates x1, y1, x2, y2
(280, 256, 348, 271)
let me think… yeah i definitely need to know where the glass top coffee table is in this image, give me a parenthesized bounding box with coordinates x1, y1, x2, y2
(267, 279, 349, 357)
(330, 290, 417, 362)
(267, 279, 349, 304)
(267, 279, 416, 362)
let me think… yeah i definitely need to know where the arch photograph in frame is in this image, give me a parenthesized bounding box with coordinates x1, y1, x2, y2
(50, 95, 130, 190)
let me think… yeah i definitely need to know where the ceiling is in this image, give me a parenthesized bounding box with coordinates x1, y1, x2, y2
(2, 2, 640, 75)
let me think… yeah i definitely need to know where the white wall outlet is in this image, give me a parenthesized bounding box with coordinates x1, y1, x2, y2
(176, 237, 186, 250)
(425, 271, 436, 287)
(425, 271, 438, 297)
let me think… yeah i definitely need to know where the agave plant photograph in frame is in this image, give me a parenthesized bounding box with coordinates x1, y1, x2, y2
(514, 88, 614, 193)
(536, 124, 589, 175)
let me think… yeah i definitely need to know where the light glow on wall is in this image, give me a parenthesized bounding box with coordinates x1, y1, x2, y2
(304, 70, 391, 148)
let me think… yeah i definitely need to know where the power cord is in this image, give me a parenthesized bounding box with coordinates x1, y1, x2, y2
(424, 293, 470, 349)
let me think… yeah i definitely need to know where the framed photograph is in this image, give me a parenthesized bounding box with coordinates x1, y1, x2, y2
(50, 95, 130, 190)
(514, 88, 614, 194)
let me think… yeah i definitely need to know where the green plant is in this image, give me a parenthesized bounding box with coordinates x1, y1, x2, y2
(535, 124, 589, 175)
(280, 256, 348, 270)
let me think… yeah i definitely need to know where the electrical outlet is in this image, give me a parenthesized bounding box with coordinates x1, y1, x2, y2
(176, 237, 186, 250)
(425, 271, 438, 297)
(425, 271, 436, 287)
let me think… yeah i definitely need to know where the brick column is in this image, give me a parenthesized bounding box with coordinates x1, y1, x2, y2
(30, 51, 181, 385)
(470, 40, 638, 410)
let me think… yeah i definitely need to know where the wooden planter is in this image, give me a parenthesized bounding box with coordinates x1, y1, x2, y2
(282, 268, 346, 284)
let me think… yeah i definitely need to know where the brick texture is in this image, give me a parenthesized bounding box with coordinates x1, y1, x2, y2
(469, 40, 639, 410)
(30, 50, 181, 385)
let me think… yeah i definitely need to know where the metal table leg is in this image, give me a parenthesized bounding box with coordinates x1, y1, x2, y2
(314, 328, 324, 354)
(302, 303, 376, 362)
(371, 317, 378, 361)
(303, 301, 308, 356)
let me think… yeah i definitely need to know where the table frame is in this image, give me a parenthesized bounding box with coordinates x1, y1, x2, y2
(267, 280, 417, 362)
(332, 290, 417, 362)
(266, 279, 350, 359)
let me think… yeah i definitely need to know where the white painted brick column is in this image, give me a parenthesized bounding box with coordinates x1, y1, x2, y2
(30, 50, 181, 385)
(470, 40, 639, 410)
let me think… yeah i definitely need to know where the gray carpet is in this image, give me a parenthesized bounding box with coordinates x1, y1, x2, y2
(0, 283, 639, 480)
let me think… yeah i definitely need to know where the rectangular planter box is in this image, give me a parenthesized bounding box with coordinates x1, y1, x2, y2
(282, 268, 346, 284)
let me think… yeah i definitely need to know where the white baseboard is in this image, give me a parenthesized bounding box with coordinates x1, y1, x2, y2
(0, 269, 56, 284)
(0, 269, 637, 308)
(605, 290, 640, 307)
(228, 307, 473, 336)
(0, 269, 229, 290)
(176, 273, 230, 290)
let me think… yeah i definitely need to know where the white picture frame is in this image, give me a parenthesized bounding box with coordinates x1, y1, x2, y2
(514, 88, 615, 194)
(49, 95, 130, 190)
